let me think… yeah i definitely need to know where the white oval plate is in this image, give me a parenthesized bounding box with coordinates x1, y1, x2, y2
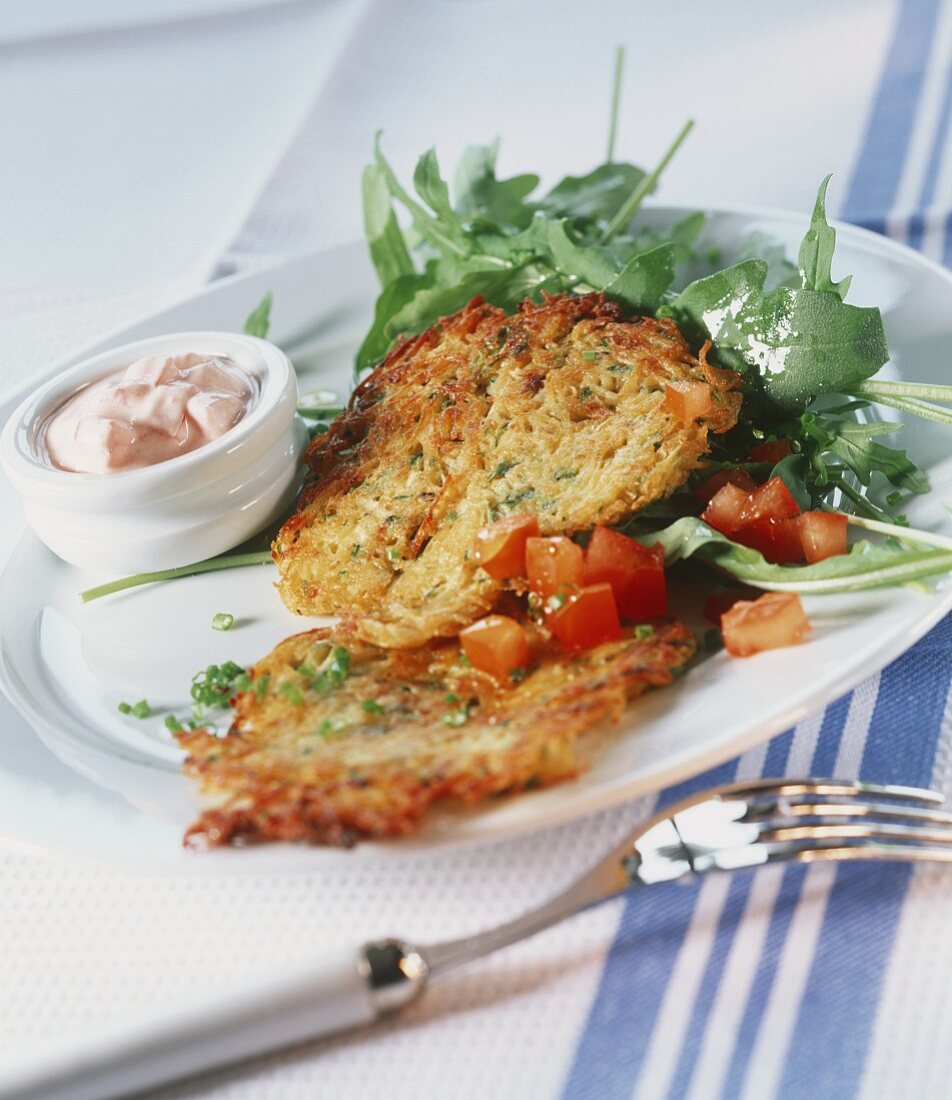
(1, 208, 951, 873)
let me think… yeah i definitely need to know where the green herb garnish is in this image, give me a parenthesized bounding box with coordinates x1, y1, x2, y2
(118, 699, 151, 719)
(243, 292, 272, 338)
(211, 612, 235, 632)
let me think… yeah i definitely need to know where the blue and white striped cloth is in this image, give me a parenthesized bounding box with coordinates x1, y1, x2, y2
(561, 5, 952, 1095)
(226, 3, 952, 1094)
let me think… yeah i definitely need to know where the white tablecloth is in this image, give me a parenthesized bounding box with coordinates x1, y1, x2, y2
(3, 3, 952, 1098)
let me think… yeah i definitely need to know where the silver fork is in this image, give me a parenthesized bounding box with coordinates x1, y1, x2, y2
(5, 777, 952, 1100)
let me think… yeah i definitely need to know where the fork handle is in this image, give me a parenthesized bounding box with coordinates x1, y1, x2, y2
(0, 940, 427, 1100)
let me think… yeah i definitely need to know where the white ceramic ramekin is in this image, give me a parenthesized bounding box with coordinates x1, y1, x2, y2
(0, 331, 308, 574)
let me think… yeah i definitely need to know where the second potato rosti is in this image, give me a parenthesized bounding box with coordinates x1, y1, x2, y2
(274, 292, 740, 646)
(177, 618, 696, 848)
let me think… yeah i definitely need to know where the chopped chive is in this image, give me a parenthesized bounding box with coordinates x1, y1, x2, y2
(362, 698, 386, 715)
(118, 699, 151, 719)
(318, 716, 348, 737)
(634, 624, 654, 640)
(509, 667, 527, 683)
(164, 714, 185, 733)
(211, 612, 235, 632)
(582, 350, 598, 361)
(386, 546, 402, 562)
(279, 682, 307, 705)
(491, 460, 518, 480)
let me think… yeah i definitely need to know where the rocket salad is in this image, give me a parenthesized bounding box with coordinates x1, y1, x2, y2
(82, 66, 952, 604)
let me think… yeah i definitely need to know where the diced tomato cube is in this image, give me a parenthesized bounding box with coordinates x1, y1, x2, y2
(474, 513, 540, 580)
(734, 517, 805, 564)
(582, 525, 668, 619)
(459, 615, 530, 681)
(701, 482, 751, 535)
(798, 511, 848, 563)
(526, 536, 584, 600)
(737, 477, 800, 527)
(748, 438, 792, 464)
(695, 467, 758, 503)
(547, 583, 622, 649)
(703, 590, 756, 624)
(721, 592, 810, 657)
(664, 380, 713, 423)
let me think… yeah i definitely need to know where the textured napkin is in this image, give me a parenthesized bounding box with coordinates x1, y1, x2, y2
(2, 2, 952, 1099)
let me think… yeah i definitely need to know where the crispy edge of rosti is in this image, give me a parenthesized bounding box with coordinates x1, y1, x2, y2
(177, 619, 696, 848)
(275, 292, 740, 647)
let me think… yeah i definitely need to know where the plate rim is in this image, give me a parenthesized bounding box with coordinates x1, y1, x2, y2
(1, 202, 951, 866)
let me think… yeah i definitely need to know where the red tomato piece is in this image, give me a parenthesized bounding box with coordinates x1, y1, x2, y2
(734, 517, 805, 564)
(526, 536, 584, 599)
(798, 511, 848, 563)
(737, 477, 800, 527)
(721, 592, 810, 657)
(473, 513, 540, 580)
(700, 482, 751, 535)
(695, 467, 758, 503)
(748, 438, 792, 464)
(459, 615, 529, 681)
(664, 380, 713, 423)
(547, 583, 622, 650)
(582, 525, 668, 619)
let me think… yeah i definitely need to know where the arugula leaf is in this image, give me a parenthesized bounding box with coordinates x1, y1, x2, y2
(243, 292, 272, 339)
(747, 287, 888, 409)
(356, 268, 437, 375)
(413, 147, 463, 231)
(373, 136, 469, 258)
(540, 162, 646, 226)
(798, 174, 852, 299)
(825, 419, 928, 492)
(362, 164, 414, 287)
(453, 141, 539, 231)
(662, 259, 768, 358)
(666, 262, 888, 410)
(739, 230, 799, 290)
(604, 242, 676, 312)
(645, 516, 952, 592)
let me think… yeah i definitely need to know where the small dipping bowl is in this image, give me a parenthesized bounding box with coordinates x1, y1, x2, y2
(0, 332, 308, 574)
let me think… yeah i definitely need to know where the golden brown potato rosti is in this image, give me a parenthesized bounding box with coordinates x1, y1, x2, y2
(178, 619, 696, 848)
(274, 293, 739, 647)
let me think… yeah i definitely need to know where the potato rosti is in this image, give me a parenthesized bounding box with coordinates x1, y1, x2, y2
(177, 619, 696, 848)
(273, 293, 740, 647)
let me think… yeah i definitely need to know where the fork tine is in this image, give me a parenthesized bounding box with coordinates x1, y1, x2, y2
(743, 800, 952, 826)
(723, 778, 945, 805)
(764, 840, 952, 867)
(758, 820, 952, 846)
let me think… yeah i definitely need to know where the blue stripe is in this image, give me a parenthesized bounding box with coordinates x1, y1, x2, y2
(563, 3, 946, 1094)
(560, 760, 738, 1100)
(719, 693, 856, 1098)
(777, 615, 952, 1100)
(665, 733, 795, 1098)
(907, 55, 952, 251)
(839, 0, 940, 233)
(944, 207, 952, 265)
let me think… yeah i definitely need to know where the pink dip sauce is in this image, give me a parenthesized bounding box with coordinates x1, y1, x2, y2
(41, 353, 256, 474)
